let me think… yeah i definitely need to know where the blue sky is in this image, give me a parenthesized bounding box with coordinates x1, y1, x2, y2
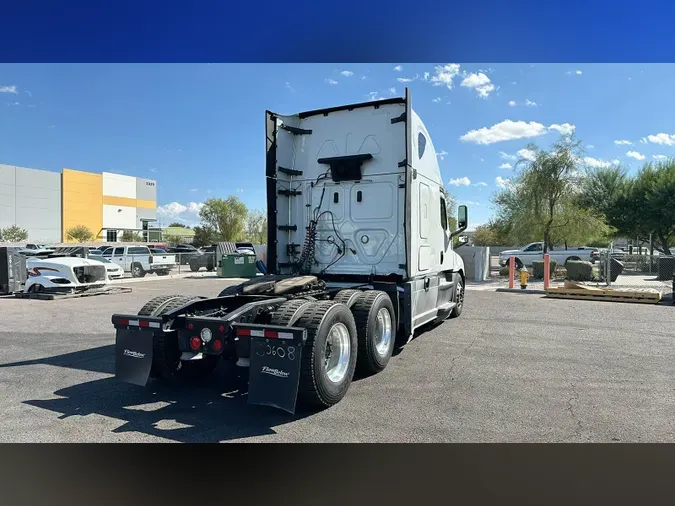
(2, 63, 675, 229)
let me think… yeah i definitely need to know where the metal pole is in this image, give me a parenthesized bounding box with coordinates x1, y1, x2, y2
(509, 256, 515, 289)
(543, 253, 550, 290)
(606, 243, 611, 287)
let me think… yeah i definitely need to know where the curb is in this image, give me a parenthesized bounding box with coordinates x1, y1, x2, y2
(495, 288, 548, 295)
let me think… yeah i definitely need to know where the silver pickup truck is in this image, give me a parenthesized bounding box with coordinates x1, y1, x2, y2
(499, 242, 597, 269)
(101, 245, 177, 278)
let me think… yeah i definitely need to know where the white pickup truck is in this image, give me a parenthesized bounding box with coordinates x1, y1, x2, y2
(101, 245, 176, 278)
(499, 242, 597, 268)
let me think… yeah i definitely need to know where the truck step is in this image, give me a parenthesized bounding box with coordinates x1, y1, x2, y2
(437, 301, 457, 312)
(278, 189, 302, 197)
(278, 225, 297, 231)
(278, 166, 303, 177)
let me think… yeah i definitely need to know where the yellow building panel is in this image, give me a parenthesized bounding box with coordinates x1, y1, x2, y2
(62, 169, 103, 241)
(136, 199, 156, 209)
(102, 195, 137, 208)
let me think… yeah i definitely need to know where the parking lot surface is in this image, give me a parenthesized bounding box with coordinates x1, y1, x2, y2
(1, 278, 674, 443)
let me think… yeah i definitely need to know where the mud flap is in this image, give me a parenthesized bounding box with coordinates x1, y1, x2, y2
(246, 329, 305, 414)
(115, 329, 154, 386)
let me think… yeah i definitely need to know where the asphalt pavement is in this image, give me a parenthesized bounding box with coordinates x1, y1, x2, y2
(1, 277, 674, 442)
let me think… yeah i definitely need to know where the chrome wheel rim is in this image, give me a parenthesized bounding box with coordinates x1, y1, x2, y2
(374, 308, 392, 356)
(323, 322, 351, 383)
(456, 281, 464, 310)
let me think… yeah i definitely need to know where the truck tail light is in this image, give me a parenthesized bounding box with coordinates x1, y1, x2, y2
(190, 336, 201, 350)
(149, 255, 153, 264)
(212, 339, 222, 352)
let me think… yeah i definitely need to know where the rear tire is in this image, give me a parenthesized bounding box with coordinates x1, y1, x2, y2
(270, 299, 313, 326)
(189, 260, 200, 272)
(295, 301, 358, 409)
(352, 291, 396, 375)
(332, 289, 362, 308)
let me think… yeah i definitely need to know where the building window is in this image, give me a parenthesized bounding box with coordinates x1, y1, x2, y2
(106, 230, 118, 242)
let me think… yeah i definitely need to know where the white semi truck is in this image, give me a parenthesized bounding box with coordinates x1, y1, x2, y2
(111, 89, 469, 413)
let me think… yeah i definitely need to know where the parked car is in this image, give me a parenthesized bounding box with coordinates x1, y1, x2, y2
(101, 245, 176, 278)
(590, 247, 626, 263)
(89, 255, 124, 280)
(499, 242, 598, 269)
(149, 247, 168, 254)
(24, 256, 108, 293)
(189, 244, 216, 272)
(168, 244, 201, 265)
(88, 247, 104, 256)
(17, 244, 56, 256)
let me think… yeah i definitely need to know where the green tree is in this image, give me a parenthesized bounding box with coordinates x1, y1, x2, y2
(164, 234, 184, 247)
(472, 222, 510, 246)
(168, 222, 187, 228)
(1, 225, 29, 242)
(246, 210, 268, 244)
(512, 135, 584, 253)
(66, 225, 94, 242)
(192, 225, 218, 248)
(121, 230, 143, 242)
(199, 196, 248, 242)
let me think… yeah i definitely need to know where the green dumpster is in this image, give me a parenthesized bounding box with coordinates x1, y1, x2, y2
(219, 254, 257, 278)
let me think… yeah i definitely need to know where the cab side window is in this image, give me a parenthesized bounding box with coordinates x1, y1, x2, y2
(440, 197, 448, 230)
(418, 132, 427, 159)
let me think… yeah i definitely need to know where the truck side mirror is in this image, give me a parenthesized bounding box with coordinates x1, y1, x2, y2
(457, 205, 468, 230)
(450, 205, 468, 238)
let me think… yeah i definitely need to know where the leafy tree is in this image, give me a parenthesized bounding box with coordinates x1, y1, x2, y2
(246, 210, 268, 244)
(168, 222, 187, 228)
(512, 135, 584, 253)
(199, 196, 248, 242)
(121, 230, 143, 242)
(1, 225, 29, 242)
(163, 234, 184, 247)
(66, 225, 94, 242)
(192, 226, 218, 248)
(472, 222, 510, 246)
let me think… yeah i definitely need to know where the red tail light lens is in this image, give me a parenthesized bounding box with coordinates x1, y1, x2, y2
(212, 339, 223, 352)
(189, 337, 201, 350)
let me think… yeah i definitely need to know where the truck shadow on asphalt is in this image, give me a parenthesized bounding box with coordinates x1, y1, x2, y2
(2, 324, 436, 442)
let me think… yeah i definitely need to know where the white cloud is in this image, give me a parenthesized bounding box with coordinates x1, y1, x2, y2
(640, 137, 648, 144)
(460, 72, 495, 98)
(188, 188, 198, 192)
(508, 100, 516, 107)
(436, 150, 448, 160)
(499, 163, 513, 169)
(340, 70, 354, 77)
(626, 151, 646, 160)
(517, 148, 536, 161)
(324, 78, 338, 85)
(567, 70, 583, 75)
(548, 123, 576, 136)
(432, 97, 441, 103)
(285, 82, 295, 92)
(459, 120, 548, 145)
(614, 139, 632, 146)
(367, 91, 389, 101)
(25, 90, 32, 97)
(393, 65, 403, 72)
(472, 182, 488, 187)
(645, 133, 675, 146)
(0, 85, 18, 94)
(583, 157, 613, 169)
(361, 76, 367, 80)
(612, 159, 620, 165)
(397, 74, 419, 83)
(587, 145, 595, 149)
(462, 200, 482, 206)
(423, 72, 430, 81)
(524, 99, 537, 107)
(499, 151, 517, 161)
(495, 176, 511, 188)
(149, 168, 157, 173)
(448, 177, 471, 186)
(430, 64, 461, 89)
(389, 87, 397, 96)
(653, 154, 668, 160)
(157, 201, 204, 226)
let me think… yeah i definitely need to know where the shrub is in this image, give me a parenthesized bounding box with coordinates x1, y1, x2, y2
(499, 266, 510, 276)
(0, 225, 28, 242)
(66, 225, 94, 242)
(531, 259, 558, 279)
(565, 260, 594, 282)
(121, 230, 143, 242)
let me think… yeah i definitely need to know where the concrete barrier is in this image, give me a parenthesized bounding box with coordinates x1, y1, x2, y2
(458, 246, 491, 281)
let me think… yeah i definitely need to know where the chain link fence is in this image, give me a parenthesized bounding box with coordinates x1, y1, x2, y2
(598, 246, 674, 298)
(111, 252, 218, 279)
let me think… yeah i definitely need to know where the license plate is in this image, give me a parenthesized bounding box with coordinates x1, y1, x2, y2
(248, 337, 303, 414)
